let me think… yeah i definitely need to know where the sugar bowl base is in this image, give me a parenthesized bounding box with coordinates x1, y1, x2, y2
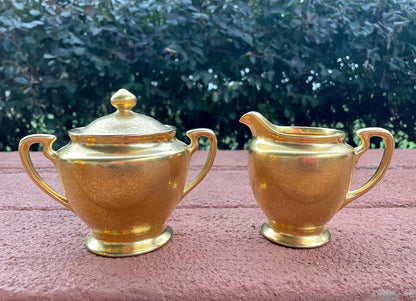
(85, 226, 173, 257)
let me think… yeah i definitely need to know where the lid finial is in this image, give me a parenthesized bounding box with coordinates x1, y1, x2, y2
(111, 89, 137, 111)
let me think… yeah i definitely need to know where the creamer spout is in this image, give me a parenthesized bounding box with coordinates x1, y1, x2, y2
(239, 111, 281, 139)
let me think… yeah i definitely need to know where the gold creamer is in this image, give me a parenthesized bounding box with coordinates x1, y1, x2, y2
(240, 111, 394, 248)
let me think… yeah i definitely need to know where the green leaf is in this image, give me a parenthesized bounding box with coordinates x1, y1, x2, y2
(43, 54, 56, 59)
(190, 46, 204, 56)
(20, 20, 43, 29)
(13, 2, 24, 10)
(240, 33, 253, 46)
(29, 9, 41, 16)
(14, 77, 29, 84)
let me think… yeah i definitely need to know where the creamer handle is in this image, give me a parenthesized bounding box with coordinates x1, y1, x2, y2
(183, 129, 217, 198)
(18, 134, 73, 212)
(340, 128, 394, 210)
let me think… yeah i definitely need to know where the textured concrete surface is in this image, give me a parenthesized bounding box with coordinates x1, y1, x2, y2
(0, 150, 415, 301)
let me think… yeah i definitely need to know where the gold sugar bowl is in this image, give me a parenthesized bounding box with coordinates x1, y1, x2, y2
(19, 89, 217, 257)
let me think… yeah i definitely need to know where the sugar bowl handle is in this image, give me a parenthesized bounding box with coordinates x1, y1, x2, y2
(340, 128, 394, 210)
(183, 129, 217, 198)
(18, 134, 73, 212)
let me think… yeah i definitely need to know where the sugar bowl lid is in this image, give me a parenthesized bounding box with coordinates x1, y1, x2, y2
(71, 89, 173, 137)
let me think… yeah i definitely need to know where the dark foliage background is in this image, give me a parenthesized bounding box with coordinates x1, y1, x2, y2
(1, 0, 416, 150)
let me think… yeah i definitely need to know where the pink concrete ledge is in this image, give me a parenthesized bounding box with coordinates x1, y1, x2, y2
(0, 150, 415, 301)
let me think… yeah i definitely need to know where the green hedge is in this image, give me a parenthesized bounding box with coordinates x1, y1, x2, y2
(1, 0, 416, 150)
